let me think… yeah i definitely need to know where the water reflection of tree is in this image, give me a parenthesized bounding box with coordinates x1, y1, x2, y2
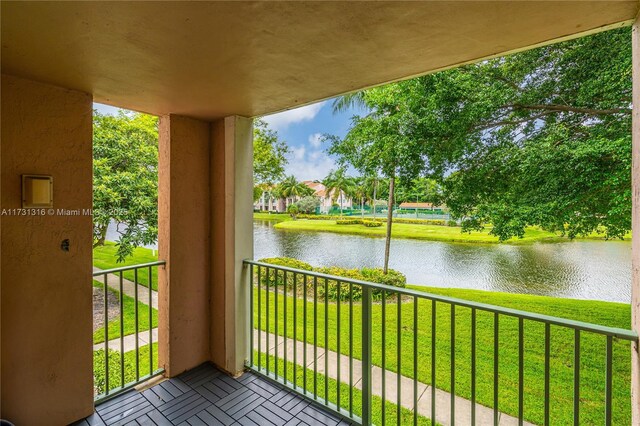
(439, 243, 576, 296)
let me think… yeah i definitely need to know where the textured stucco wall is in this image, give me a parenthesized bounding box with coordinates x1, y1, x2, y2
(158, 114, 211, 376)
(0, 74, 94, 424)
(210, 116, 253, 374)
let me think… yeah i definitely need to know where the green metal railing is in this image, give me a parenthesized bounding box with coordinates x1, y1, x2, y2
(244, 259, 637, 426)
(93, 261, 166, 404)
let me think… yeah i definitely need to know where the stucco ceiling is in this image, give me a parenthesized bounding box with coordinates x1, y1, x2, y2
(2, 1, 638, 120)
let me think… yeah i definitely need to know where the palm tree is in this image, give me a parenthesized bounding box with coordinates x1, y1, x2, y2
(277, 175, 312, 208)
(323, 168, 355, 216)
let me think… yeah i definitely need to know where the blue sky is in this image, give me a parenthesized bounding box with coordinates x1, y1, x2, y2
(94, 100, 364, 181)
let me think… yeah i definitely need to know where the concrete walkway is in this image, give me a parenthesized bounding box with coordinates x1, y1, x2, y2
(93, 328, 158, 352)
(254, 331, 535, 426)
(93, 267, 158, 309)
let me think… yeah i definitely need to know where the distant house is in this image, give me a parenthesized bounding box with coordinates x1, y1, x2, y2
(254, 181, 353, 213)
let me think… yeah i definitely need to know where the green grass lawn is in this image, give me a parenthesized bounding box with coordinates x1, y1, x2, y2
(93, 242, 160, 290)
(254, 212, 292, 222)
(274, 219, 565, 244)
(93, 343, 159, 395)
(252, 283, 633, 425)
(274, 219, 631, 244)
(92, 280, 158, 344)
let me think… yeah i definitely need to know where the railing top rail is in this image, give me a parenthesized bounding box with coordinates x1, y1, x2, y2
(244, 259, 638, 341)
(93, 260, 166, 276)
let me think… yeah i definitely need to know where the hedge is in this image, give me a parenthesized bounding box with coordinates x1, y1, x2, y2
(362, 220, 383, 227)
(256, 257, 406, 301)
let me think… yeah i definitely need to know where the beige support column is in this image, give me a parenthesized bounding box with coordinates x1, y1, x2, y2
(158, 115, 211, 377)
(211, 116, 253, 374)
(631, 14, 640, 426)
(0, 75, 93, 424)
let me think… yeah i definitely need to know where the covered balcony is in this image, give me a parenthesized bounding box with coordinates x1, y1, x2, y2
(2, 2, 640, 425)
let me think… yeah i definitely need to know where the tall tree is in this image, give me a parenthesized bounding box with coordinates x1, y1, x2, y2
(328, 86, 427, 272)
(93, 111, 158, 262)
(253, 119, 290, 211)
(322, 168, 356, 216)
(277, 175, 313, 207)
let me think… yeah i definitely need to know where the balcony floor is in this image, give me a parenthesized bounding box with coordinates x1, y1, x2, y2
(76, 363, 353, 426)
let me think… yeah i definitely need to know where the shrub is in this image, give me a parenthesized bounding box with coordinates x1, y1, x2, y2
(448, 220, 458, 227)
(287, 204, 299, 218)
(297, 214, 332, 220)
(362, 220, 383, 227)
(296, 196, 321, 214)
(336, 219, 363, 225)
(256, 257, 407, 301)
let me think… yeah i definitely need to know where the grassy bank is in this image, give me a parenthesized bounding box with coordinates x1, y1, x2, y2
(273, 219, 631, 244)
(274, 219, 565, 244)
(253, 284, 632, 425)
(254, 212, 292, 222)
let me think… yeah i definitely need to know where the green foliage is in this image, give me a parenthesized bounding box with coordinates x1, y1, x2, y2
(336, 219, 363, 225)
(329, 28, 632, 241)
(286, 203, 299, 219)
(294, 196, 320, 214)
(93, 111, 158, 262)
(253, 119, 290, 185)
(93, 343, 157, 395)
(297, 214, 332, 220)
(277, 175, 314, 199)
(448, 220, 458, 227)
(322, 168, 356, 215)
(256, 257, 406, 301)
(362, 220, 383, 227)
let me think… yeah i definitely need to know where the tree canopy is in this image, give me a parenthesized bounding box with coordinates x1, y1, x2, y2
(330, 27, 632, 241)
(253, 119, 290, 186)
(93, 111, 158, 261)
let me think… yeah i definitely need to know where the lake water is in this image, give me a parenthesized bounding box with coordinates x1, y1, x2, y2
(254, 220, 632, 303)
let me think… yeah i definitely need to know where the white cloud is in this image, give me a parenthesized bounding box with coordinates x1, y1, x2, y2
(308, 133, 323, 148)
(262, 101, 326, 130)
(285, 149, 336, 181)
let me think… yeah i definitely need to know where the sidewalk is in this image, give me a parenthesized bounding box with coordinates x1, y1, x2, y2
(254, 331, 534, 426)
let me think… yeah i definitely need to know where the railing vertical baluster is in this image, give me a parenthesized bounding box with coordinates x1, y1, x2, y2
(574, 329, 580, 426)
(134, 268, 139, 381)
(103, 273, 109, 394)
(337, 280, 341, 410)
(397, 293, 402, 426)
(266, 267, 270, 374)
(293, 272, 297, 389)
(249, 264, 254, 368)
(313, 275, 318, 399)
(494, 313, 499, 426)
(119, 271, 124, 388)
(431, 299, 436, 424)
(605, 335, 613, 426)
(325, 277, 329, 403)
(413, 296, 418, 426)
(284, 271, 288, 384)
(471, 307, 476, 425)
(451, 304, 456, 425)
(349, 282, 354, 416)
(518, 317, 524, 425)
(148, 266, 153, 375)
(275, 268, 279, 379)
(258, 266, 262, 371)
(361, 286, 372, 426)
(544, 323, 550, 426)
(382, 291, 386, 425)
(303, 273, 308, 394)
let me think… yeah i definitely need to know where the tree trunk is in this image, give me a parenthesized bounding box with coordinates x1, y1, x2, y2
(361, 197, 364, 218)
(373, 182, 377, 219)
(384, 177, 395, 274)
(93, 223, 108, 248)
